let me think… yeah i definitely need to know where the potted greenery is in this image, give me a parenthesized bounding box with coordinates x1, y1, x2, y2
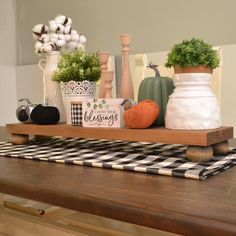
(164, 38, 221, 133)
(52, 51, 101, 124)
(165, 38, 220, 73)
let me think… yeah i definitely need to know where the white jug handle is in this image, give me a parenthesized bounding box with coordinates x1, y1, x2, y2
(38, 59, 46, 71)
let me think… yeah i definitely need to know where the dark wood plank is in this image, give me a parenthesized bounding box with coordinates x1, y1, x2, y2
(0, 156, 235, 235)
(5, 123, 233, 146)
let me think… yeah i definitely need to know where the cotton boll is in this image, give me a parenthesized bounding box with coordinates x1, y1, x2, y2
(35, 48, 41, 54)
(40, 34, 50, 43)
(57, 24, 65, 33)
(71, 29, 78, 35)
(71, 33, 79, 42)
(49, 20, 58, 32)
(67, 41, 78, 51)
(58, 34, 65, 41)
(77, 43, 85, 51)
(32, 24, 48, 37)
(64, 34, 71, 41)
(79, 35, 86, 44)
(48, 42, 56, 50)
(49, 33, 58, 44)
(50, 37, 57, 44)
(35, 41, 43, 50)
(56, 39, 66, 47)
(32, 33, 39, 40)
(64, 25, 72, 34)
(49, 33, 57, 38)
(55, 15, 66, 25)
(41, 43, 53, 53)
(66, 17, 72, 26)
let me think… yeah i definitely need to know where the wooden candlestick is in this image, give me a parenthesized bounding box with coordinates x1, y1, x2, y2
(103, 71, 114, 99)
(134, 53, 147, 101)
(120, 34, 134, 100)
(99, 52, 109, 98)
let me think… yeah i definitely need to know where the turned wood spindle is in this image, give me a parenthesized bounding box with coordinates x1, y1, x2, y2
(103, 71, 114, 99)
(134, 53, 148, 101)
(120, 34, 134, 100)
(99, 52, 110, 98)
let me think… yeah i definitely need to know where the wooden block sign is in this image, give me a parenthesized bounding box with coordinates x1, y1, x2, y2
(82, 99, 125, 128)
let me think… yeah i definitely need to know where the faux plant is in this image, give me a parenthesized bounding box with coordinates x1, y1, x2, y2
(32, 15, 86, 54)
(52, 51, 101, 83)
(165, 38, 220, 69)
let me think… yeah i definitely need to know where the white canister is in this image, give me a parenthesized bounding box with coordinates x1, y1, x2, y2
(165, 73, 221, 130)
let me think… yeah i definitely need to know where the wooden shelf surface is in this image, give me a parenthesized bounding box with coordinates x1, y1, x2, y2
(6, 123, 233, 146)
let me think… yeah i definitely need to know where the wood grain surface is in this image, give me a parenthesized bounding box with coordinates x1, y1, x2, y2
(0, 156, 235, 235)
(5, 123, 233, 146)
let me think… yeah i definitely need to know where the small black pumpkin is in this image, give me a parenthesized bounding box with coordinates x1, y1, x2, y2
(30, 104, 60, 125)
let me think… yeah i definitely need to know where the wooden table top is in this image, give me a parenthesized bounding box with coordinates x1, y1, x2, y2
(0, 155, 235, 235)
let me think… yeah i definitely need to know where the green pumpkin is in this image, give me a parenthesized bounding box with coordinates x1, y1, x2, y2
(138, 63, 174, 126)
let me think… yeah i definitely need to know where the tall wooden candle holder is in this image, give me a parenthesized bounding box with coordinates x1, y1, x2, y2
(103, 71, 114, 99)
(99, 52, 110, 98)
(120, 34, 134, 100)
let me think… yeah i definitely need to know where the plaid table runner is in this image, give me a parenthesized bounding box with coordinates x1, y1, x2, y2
(0, 137, 235, 180)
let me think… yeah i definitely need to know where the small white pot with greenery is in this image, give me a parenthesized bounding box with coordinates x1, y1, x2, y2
(53, 51, 101, 124)
(164, 38, 221, 130)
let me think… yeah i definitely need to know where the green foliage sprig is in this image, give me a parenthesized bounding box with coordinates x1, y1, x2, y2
(52, 51, 101, 83)
(165, 38, 220, 69)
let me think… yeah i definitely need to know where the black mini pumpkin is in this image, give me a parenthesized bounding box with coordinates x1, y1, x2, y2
(30, 104, 60, 125)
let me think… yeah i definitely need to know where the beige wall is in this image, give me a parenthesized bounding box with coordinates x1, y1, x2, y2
(0, 0, 17, 126)
(17, 0, 236, 65)
(0, 0, 16, 66)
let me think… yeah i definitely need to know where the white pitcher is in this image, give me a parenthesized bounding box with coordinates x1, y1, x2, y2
(38, 51, 66, 122)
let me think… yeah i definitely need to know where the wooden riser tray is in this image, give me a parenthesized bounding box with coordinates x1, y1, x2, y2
(5, 123, 233, 162)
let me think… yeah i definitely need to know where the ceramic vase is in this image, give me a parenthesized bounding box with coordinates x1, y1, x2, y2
(165, 73, 221, 130)
(60, 80, 96, 124)
(38, 51, 66, 122)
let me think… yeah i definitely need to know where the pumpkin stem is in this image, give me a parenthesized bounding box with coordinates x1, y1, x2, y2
(18, 98, 32, 105)
(148, 62, 161, 77)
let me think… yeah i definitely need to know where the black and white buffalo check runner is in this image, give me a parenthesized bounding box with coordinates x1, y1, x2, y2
(0, 137, 236, 180)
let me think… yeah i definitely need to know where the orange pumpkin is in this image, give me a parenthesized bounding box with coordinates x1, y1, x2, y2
(124, 100, 160, 129)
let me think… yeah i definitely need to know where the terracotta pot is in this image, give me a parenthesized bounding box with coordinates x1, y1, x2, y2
(174, 65, 212, 74)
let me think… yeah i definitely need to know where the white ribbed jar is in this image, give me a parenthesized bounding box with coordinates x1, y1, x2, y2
(165, 73, 221, 130)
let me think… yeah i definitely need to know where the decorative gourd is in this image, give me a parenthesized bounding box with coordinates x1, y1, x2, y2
(124, 100, 159, 129)
(30, 104, 60, 125)
(138, 63, 174, 126)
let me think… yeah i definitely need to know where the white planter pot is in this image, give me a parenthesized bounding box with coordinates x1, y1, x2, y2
(165, 73, 221, 130)
(60, 80, 96, 124)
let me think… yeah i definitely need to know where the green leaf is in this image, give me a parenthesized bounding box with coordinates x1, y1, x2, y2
(52, 51, 101, 83)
